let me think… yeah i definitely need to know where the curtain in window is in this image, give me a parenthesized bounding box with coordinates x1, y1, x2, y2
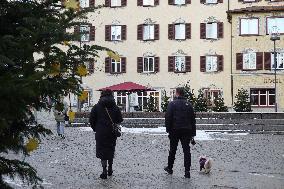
(206, 56, 217, 71)
(175, 56, 185, 72)
(175, 24, 186, 39)
(111, 26, 121, 40)
(243, 53, 256, 69)
(143, 25, 154, 40)
(206, 23, 217, 39)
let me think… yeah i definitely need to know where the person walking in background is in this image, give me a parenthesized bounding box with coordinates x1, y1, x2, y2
(89, 89, 123, 179)
(164, 87, 196, 178)
(54, 97, 68, 139)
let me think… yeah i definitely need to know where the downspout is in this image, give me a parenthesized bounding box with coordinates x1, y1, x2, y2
(228, 0, 234, 109)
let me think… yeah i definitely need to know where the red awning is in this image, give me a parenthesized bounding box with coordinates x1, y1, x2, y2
(98, 82, 153, 92)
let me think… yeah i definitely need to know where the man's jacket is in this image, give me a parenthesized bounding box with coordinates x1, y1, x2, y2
(165, 96, 196, 137)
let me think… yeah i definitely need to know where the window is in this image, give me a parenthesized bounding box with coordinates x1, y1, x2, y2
(267, 17, 284, 34)
(240, 18, 259, 35)
(149, 91, 160, 111)
(243, 53, 256, 70)
(206, 0, 217, 3)
(175, 24, 186, 40)
(175, 56, 186, 72)
(206, 56, 218, 72)
(115, 92, 127, 112)
(80, 0, 89, 8)
(271, 52, 284, 69)
(204, 89, 220, 106)
(175, 0, 185, 5)
(80, 25, 90, 41)
(137, 92, 148, 111)
(143, 0, 154, 6)
(243, 0, 256, 2)
(143, 57, 154, 72)
(111, 25, 121, 40)
(111, 0, 121, 7)
(206, 23, 217, 39)
(111, 58, 121, 73)
(143, 25, 154, 40)
(78, 90, 92, 110)
(251, 89, 275, 107)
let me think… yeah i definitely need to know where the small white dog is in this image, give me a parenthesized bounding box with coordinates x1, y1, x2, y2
(199, 156, 212, 174)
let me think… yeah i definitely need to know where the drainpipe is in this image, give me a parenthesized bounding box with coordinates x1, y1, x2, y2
(228, 0, 234, 109)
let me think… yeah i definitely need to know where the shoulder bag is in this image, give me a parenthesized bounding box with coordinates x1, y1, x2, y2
(105, 107, 122, 137)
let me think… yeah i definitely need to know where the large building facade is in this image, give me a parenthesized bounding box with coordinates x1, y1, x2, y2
(72, 0, 284, 112)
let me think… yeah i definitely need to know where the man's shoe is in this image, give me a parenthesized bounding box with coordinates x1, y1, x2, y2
(164, 166, 173, 174)
(184, 172, 190, 178)
(108, 168, 113, 176)
(100, 173, 107, 179)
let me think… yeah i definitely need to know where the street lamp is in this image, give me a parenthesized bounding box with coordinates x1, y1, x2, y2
(270, 26, 280, 112)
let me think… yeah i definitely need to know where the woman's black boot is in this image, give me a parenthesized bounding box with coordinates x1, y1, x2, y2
(108, 159, 113, 176)
(100, 160, 107, 179)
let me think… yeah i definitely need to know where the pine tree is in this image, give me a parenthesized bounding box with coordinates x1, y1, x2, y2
(212, 94, 228, 112)
(183, 81, 196, 107)
(233, 88, 252, 112)
(146, 95, 157, 112)
(194, 89, 208, 112)
(161, 90, 170, 112)
(0, 0, 108, 187)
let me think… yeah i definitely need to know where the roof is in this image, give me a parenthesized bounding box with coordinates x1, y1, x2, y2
(98, 82, 153, 92)
(227, 6, 284, 14)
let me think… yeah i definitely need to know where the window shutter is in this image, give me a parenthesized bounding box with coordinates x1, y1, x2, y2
(122, 25, 127, 40)
(137, 57, 143, 73)
(236, 53, 243, 70)
(122, 0, 127, 6)
(74, 26, 80, 41)
(105, 57, 111, 73)
(264, 52, 271, 70)
(168, 0, 174, 5)
(186, 0, 191, 4)
(154, 57, 160, 72)
(217, 55, 224, 71)
(168, 24, 175, 40)
(105, 0, 110, 7)
(105, 25, 111, 41)
(186, 23, 191, 39)
(137, 0, 143, 6)
(89, 0, 95, 7)
(185, 56, 191, 72)
(256, 52, 263, 70)
(200, 0, 206, 4)
(217, 0, 223, 3)
(200, 56, 206, 72)
(137, 24, 143, 40)
(88, 60, 94, 74)
(154, 0, 159, 5)
(217, 22, 224, 39)
(90, 26, 95, 41)
(168, 56, 174, 72)
(154, 24, 159, 40)
(200, 23, 206, 39)
(121, 57, 126, 73)
(238, 0, 243, 2)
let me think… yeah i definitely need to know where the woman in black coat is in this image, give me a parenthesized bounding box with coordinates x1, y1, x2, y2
(89, 89, 123, 179)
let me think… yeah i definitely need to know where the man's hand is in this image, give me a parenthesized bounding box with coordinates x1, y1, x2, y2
(191, 138, 196, 145)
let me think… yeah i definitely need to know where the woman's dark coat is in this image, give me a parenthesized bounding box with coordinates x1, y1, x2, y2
(89, 96, 123, 160)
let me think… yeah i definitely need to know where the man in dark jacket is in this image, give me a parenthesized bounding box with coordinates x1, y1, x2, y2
(164, 87, 196, 178)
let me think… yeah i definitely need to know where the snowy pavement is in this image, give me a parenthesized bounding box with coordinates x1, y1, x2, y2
(5, 126, 284, 189)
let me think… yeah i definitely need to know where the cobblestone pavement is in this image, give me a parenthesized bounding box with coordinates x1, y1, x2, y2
(7, 125, 284, 189)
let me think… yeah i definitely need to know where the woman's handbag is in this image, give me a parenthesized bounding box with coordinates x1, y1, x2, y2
(105, 107, 122, 137)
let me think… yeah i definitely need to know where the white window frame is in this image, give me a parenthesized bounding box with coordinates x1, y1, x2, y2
(143, 0, 154, 6)
(115, 92, 127, 112)
(204, 89, 220, 106)
(271, 52, 284, 70)
(266, 17, 284, 35)
(137, 91, 148, 111)
(251, 89, 275, 107)
(111, 25, 122, 41)
(206, 56, 218, 72)
(243, 0, 256, 2)
(111, 0, 121, 7)
(143, 57, 155, 73)
(80, 0, 89, 8)
(175, 56, 186, 72)
(243, 52, 256, 70)
(148, 91, 161, 112)
(240, 18, 259, 35)
(174, 0, 185, 5)
(175, 23, 186, 40)
(80, 25, 90, 42)
(143, 25, 155, 40)
(111, 58, 121, 73)
(206, 22, 218, 39)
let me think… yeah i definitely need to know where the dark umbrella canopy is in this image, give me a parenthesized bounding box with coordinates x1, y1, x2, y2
(98, 82, 154, 92)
